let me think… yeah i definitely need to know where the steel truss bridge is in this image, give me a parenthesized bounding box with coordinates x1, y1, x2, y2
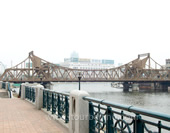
(0, 51, 170, 84)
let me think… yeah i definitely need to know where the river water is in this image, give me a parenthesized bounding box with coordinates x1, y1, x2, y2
(52, 82, 170, 132)
(52, 82, 170, 115)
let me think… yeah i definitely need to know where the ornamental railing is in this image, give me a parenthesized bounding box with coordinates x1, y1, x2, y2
(43, 89, 69, 123)
(25, 86, 35, 103)
(83, 97, 170, 133)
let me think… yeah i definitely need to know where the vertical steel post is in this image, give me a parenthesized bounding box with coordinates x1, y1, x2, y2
(89, 102, 95, 133)
(78, 77, 81, 90)
(52, 93, 56, 114)
(43, 90, 46, 108)
(30, 87, 32, 101)
(32, 88, 35, 102)
(47, 92, 50, 111)
(158, 121, 161, 133)
(121, 111, 124, 130)
(106, 106, 114, 133)
(58, 94, 61, 118)
(25, 87, 27, 99)
(97, 104, 100, 133)
(65, 96, 69, 123)
(78, 73, 81, 90)
(135, 114, 144, 133)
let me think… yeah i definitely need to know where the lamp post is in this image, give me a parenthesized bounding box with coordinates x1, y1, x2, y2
(39, 74, 43, 85)
(40, 77, 43, 85)
(78, 72, 82, 90)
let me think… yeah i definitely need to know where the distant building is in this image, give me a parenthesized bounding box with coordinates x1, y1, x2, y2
(166, 59, 170, 69)
(60, 53, 115, 70)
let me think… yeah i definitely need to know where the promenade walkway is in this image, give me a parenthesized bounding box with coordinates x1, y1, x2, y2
(0, 90, 68, 133)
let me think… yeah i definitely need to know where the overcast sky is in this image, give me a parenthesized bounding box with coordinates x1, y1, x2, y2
(0, 0, 170, 68)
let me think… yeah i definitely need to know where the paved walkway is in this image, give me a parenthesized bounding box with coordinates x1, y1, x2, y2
(0, 89, 8, 98)
(0, 93, 68, 133)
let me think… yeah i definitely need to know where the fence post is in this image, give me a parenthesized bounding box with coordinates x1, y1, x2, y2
(106, 106, 114, 133)
(58, 94, 61, 118)
(52, 93, 56, 114)
(69, 90, 89, 133)
(65, 96, 69, 123)
(35, 84, 44, 110)
(89, 102, 95, 133)
(135, 114, 144, 133)
(43, 90, 46, 108)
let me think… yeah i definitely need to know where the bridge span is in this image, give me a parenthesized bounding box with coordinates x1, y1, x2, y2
(0, 51, 170, 91)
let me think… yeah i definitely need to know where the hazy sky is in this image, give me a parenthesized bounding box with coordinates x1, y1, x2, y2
(0, 0, 170, 68)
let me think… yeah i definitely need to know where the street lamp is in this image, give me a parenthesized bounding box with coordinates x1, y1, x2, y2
(38, 74, 43, 85)
(78, 72, 82, 90)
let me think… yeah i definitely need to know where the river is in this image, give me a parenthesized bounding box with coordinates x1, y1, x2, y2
(52, 82, 170, 115)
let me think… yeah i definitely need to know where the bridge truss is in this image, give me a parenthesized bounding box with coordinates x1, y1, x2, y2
(0, 51, 170, 83)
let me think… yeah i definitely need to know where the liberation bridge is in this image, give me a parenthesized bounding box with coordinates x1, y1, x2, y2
(0, 51, 170, 91)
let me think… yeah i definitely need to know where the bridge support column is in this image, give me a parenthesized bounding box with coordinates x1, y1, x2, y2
(132, 83, 139, 91)
(35, 85, 44, 110)
(69, 90, 89, 133)
(123, 82, 129, 92)
(160, 83, 168, 92)
(159, 82, 170, 92)
(0, 81, 2, 89)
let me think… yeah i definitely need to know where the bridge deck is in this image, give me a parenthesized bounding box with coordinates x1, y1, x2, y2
(0, 96, 67, 133)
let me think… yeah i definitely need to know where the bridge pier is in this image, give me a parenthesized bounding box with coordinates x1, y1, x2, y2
(123, 82, 130, 92)
(132, 83, 139, 91)
(159, 82, 170, 92)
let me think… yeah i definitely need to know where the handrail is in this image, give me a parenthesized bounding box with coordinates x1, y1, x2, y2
(43, 88, 69, 96)
(83, 96, 170, 133)
(83, 96, 170, 122)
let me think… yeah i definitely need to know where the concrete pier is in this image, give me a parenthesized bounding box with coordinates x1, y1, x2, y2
(123, 82, 130, 92)
(132, 83, 139, 91)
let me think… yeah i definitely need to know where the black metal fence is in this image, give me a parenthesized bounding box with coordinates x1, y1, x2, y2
(83, 97, 170, 133)
(25, 86, 35, 103)
(43, 89, 69, 123)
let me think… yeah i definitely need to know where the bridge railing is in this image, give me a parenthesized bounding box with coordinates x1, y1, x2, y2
(43, 89, 69, 123)
(25, 86, 35, 103)
(83, 97, 170, 133)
